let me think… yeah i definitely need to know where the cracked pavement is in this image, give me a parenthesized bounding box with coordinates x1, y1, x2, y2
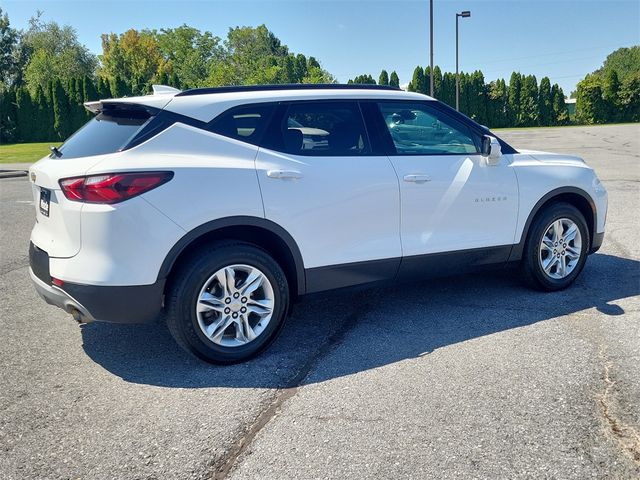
(1, 124, 639, 479)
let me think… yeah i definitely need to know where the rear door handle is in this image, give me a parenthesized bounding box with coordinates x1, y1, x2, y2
(267, 170, 303, 180)
(403, 174, 431, 183)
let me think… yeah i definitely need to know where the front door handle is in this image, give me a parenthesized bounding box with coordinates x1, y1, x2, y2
(267, 170, 303, 180)
(403, 174, 432, 183)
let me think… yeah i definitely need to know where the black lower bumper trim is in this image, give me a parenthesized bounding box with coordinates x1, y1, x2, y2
(61, 280, 165, 324)
(590, 232, 604, 254)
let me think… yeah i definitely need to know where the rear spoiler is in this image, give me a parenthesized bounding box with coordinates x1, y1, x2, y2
(84, 84, 181, 114)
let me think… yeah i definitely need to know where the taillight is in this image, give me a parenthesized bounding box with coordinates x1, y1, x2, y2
(59, 172, 173, 204)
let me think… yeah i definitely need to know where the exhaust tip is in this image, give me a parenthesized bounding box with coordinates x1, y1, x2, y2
(68, 307, 86, 324)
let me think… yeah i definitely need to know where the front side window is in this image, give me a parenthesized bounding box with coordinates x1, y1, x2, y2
(209, 103, 275, 145)
(376, 101, 479, 155)
(57, 108, 151, 159)
(277, 101, 370, 156)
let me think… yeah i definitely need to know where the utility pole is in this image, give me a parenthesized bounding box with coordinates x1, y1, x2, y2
(429, 0, 434, 96)
(455, 11, 471, 111)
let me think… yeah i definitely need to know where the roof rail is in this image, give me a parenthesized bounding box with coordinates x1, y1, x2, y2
(175, 83, 401, 97)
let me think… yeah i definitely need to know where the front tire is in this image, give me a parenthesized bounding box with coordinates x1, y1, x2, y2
(166, 242, 289, 364)
(522, 202, 590, 291)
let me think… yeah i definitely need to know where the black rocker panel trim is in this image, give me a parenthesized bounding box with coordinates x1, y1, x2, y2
(158, 216, 307, 295)
(507, 186, 597, 262)
(305, 257, 401, 294)
(396, 245, 513, 283)
(305, 245, 513, 295)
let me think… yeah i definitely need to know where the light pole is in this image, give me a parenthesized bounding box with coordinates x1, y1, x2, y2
(455, 10, 471, 111)
(429, 0, 434, 96)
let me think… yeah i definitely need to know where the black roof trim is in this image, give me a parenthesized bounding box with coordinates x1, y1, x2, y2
(175, 83, 401, 97)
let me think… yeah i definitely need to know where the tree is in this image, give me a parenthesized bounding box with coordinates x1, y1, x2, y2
(551, 84, 569, 125)
(440, 72, 456, 107)
(99, 29, 166, 95)
(155, 25, 222, 88)
(619, 72, 640, 122)
(15, 87, 34, 142)
(33, 84, 52, 140)
(432, 66, 443, 99)
(519, 74, 538, 127)
(507, 72, 522, 126)
(389, 71, 400, 88)
(0, 7, 20, 87)
(576, 74, 607, 124)
(95, 76, 111, 99)
(22, 14, 97, 94)
(51, 79, 72, 139)
(595, 46, 640, 83)
(409, 66, 426, 94)
(0, 88, 17, 142)
(538, 77, 553, 126)
(348, 74, 375, 84)
(378, 70, 389, 86)
(487, 78, 508, 128)
(602, 69, 621, 122)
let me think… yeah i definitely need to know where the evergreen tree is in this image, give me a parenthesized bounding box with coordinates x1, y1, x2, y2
(440, 72, 456, 108)
(432, 66, 443, 99)
(538, 77, 553, 126)
(0, 89, 17, 143)
(551, 84, 569, 125)
(507, 72, 522, 126)
(487, 79, 508, 128)
(68, 77, 86, 131)
(519, 75, 538, 127)
(424, 66, 431, 95)
(410, 66, 426, 94)
(83, 76, 98, 102)
(378, 70, 389, 86)
(389, 71, 400, 88)
(52, 79, 72, 140)
(110, 77, 131, 97)
(33, 85, 51, 140)
(15, 87, 34, 142)
(348, 74, 376, 84)
(96, 77, 111, 99)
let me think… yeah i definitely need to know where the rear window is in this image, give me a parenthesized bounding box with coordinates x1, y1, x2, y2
(56, 107, 151, 159)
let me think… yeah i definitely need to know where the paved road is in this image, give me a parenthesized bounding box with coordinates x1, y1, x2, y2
(0, 124, 638, 479)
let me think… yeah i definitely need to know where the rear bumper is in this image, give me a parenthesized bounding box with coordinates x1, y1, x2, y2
(29, 242, 164, 324)
(30, 268, 96, 322)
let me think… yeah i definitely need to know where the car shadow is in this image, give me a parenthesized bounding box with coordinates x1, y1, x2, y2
(81, 253, 639, 388)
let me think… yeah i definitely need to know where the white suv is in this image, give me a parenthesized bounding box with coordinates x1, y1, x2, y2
(29, 84, 608, 363)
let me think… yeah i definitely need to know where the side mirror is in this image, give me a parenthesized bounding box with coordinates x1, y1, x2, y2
(481, 135, 502, 165)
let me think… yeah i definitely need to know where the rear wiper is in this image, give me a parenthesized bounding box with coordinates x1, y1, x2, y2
(50, 146, 62, 158)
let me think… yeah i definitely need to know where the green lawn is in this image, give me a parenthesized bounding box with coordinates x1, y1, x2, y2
(0, 142, 60, 164)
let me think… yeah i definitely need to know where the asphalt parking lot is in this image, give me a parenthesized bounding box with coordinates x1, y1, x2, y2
(1, 124, 638, 479)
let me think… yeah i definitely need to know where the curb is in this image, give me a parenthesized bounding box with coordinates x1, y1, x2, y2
(0, 170, 28, 179)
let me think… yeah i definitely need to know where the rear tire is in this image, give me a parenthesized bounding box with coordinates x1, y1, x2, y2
(521, 202, 590, 291)
(166, 242, 289, 364)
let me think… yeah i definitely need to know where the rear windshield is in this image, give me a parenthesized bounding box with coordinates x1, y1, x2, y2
(56, 108, 151, 159)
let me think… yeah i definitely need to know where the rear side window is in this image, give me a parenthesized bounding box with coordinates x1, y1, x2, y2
(275, 101, 370, 156)
(209, 104, 275, 145)
(57, 108, 151, 159)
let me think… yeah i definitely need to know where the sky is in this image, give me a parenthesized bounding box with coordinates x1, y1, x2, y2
(3, 0, 639, 95)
